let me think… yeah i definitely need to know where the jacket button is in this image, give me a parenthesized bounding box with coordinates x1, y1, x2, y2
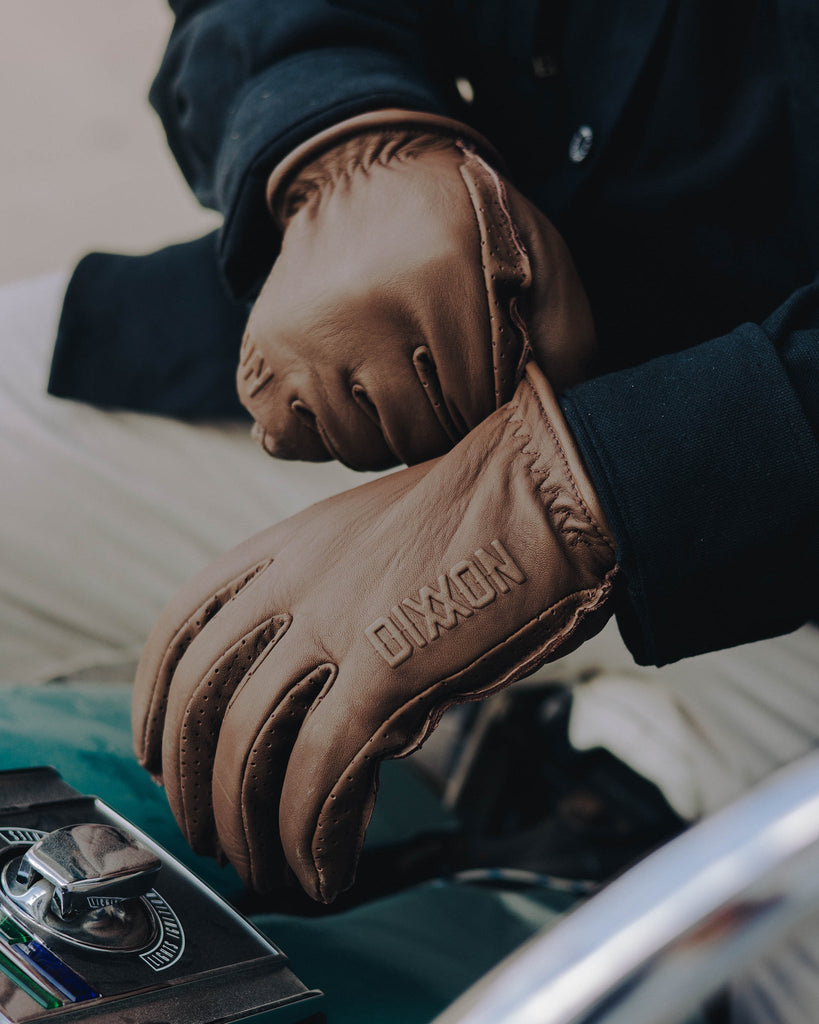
(568, 125, 594, 163)
(531, 53, 559, 79)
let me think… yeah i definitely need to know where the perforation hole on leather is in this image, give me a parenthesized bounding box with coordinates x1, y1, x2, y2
(459, 151, 531, 408)
(240, 665, 335, 889)
(314, 753, 382, 896)
(142, 560, 273, 762)
(179, 614, 289, 851)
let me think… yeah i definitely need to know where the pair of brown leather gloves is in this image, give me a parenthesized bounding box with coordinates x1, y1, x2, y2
(132, 110, 618, 903)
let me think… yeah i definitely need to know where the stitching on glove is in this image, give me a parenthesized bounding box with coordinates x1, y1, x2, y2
(314, 416, 342, 463)
(236, 664, 337, 891)
(138, 559, 272, 769)
(176, 612, 291, 851)
(279, 130, 455, 222)
(312, 575, 617, 899)
(411, 345, 464, 442)
(510, 382, 616, 557)
(350, 383, 381, 427)
(458, 146, 533, 409)
(267, 108, 506, 226)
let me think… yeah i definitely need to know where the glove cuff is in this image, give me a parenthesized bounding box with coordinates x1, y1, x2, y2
(521, 361, 615, 560)
(266, 108, 504, 228)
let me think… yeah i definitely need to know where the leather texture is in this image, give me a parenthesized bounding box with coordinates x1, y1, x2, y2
(237, 110, 596, 469)
(133, 363, 617, 903)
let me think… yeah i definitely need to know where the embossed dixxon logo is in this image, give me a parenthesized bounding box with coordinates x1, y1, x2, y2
(365, 539, 526, 667)
(238, 336, 274, 398)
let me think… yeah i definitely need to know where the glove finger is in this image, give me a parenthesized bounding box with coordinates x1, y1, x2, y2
(237, 351, 333, 463)
(211, 630, 337, 892)
(240, 303, 472, 468)
(275, 532, 609, 903)
(240, 344, 398, 469)
(295, 371, 396, 471)
(277, 661, 455, 903)
(253, 358, 458, 471)
(157, 564, 295, 856)
(345, 356, 460, 466)
(133, 525, 288, 776)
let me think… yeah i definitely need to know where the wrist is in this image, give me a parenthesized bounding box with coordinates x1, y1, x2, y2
(266, 108, 504, 227)
(522, 361, 615, 555)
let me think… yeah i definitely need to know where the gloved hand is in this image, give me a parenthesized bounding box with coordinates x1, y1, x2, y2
(237, 110, 596, 469)
(133, 362, 617, 903)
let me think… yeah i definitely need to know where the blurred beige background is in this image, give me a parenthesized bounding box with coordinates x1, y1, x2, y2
(0, 0, 219, 286)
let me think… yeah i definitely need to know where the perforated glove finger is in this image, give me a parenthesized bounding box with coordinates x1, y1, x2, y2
(131, 469, 405, 780)
(132, 530, 279, 782)
(134, 364, 617, 902)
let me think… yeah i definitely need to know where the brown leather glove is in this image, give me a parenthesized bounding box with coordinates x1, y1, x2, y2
(238, 110, 595, 470)
(133, 362, 617, 903)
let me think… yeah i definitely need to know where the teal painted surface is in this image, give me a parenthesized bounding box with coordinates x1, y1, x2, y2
(0, 683, 454, 897)
(254, 883, 574, 1024)
(0, 684, 707, 1024)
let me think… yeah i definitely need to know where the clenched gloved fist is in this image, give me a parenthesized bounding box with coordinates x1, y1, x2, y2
(133, 363, 616, 903)
(237, 110, 595, 469)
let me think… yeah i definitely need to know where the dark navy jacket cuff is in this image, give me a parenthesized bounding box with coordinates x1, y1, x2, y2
(48, 233, 250, 418)
(561, 324, 819, 666)
(152, 45, 445, 301)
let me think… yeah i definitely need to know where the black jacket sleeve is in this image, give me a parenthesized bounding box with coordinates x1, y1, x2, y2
(561, 278, 819, 666)
(149, 0, 542, 300)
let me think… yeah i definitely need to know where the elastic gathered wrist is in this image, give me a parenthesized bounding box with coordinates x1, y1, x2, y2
(266, 108, 504, 228)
